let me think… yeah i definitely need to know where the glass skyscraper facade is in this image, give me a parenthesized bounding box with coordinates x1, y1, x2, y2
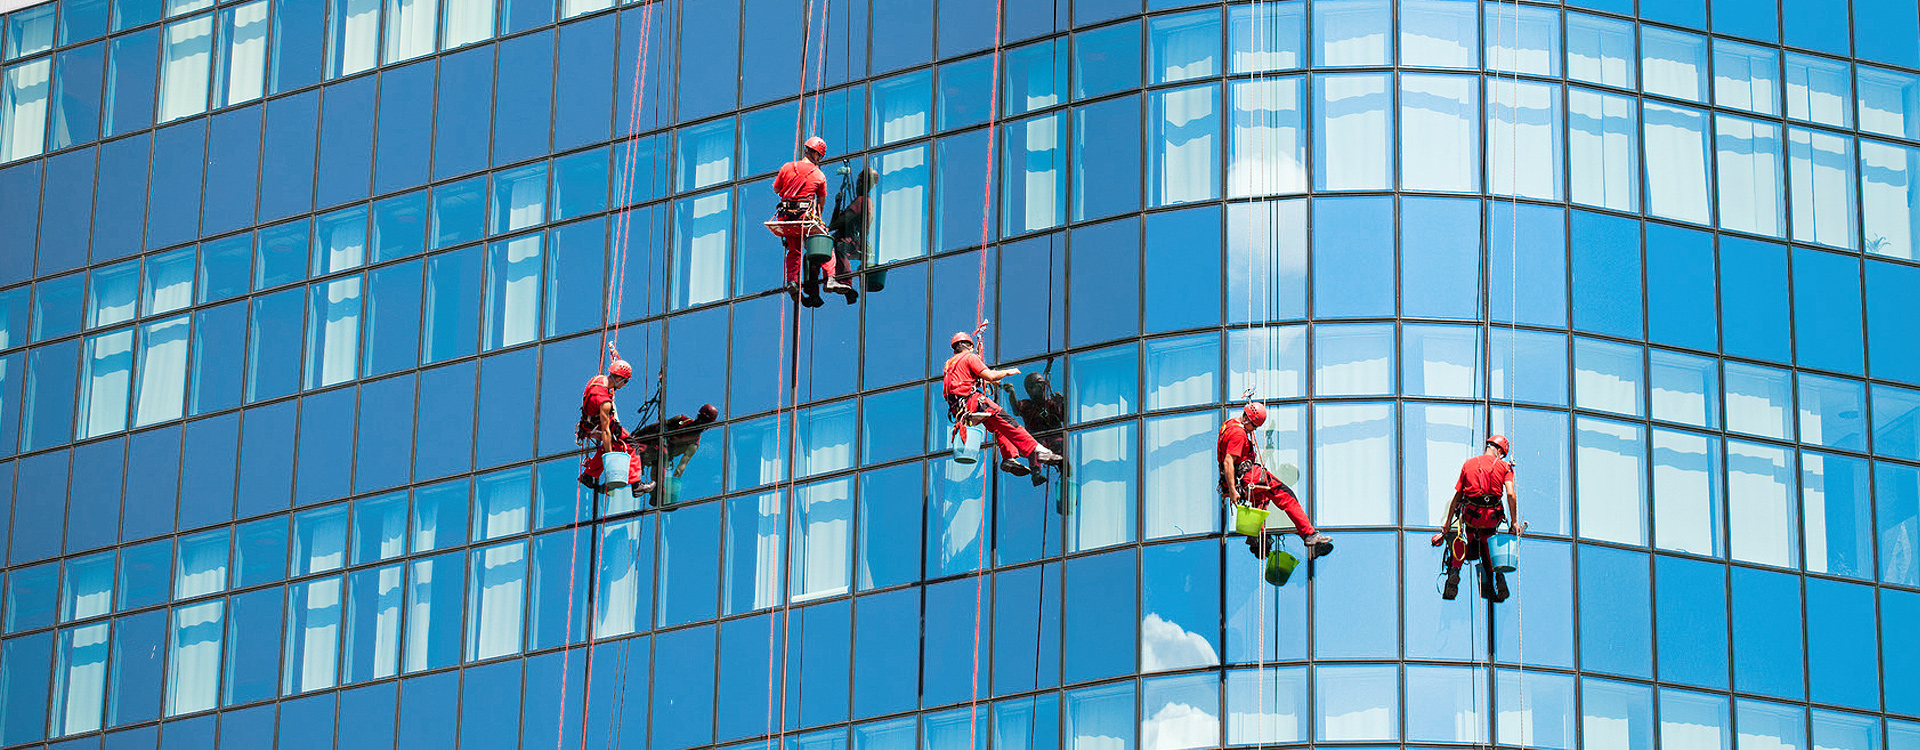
(4, 0, 1920, 746)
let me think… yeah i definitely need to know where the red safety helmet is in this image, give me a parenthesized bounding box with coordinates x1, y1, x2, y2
(1486, 434, 1510, 456)
(804, 136, 827, 156)
(950, 331, 974, 350)
(1242, 401, 1267, 428)
(698, 403, 719, 420)
(608, 359, 634, 379)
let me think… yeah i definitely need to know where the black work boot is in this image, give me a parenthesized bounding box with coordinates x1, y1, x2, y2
(1244, 533, 1268, 559)
(1491, 571, 1510, 603)
(823, 278, 858, 303)
(1303, 532, 1334, 560)
(1442, 569, 1460, 600)
(801, 281, 825, 308)
(998, 457, 1031, 477)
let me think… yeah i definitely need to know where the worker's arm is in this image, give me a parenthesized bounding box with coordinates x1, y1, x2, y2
(979, 365, 1020, 383)
(598, 401, 618, 451)
(1222, 454, 1241, 504)
(1504, 478, 1523, 535)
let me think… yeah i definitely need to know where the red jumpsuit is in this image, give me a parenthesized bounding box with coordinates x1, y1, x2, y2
(773, 159, 836, 285)
(1444, 454, 1512, 571)
(1217, 419, 1317, 536)
(943, 352, 1040, 460)
(577, 376, 645, 488)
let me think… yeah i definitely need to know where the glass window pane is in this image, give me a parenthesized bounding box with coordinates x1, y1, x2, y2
(1399, 0, 1475, 68)
(402, 551, 462, 673)
(1316, 665, 1398, 741)
(1314, 324, 1392, 397)
(1314, 0, 1388, 67)
(870, 70, 929, 146)
(1566, 12, 1633, 88)
(1315, 74, 1390, 190)
(1399, 74, 1477, 193)
(1582, 678, 1654, 750)
(464, 540, 525, 660)
(1488, 79, 1562, 200)
(303, 276, 361, 390)
(1657, 556, 1728, 689)
(1652, 428, 1723, 556)
(164, 601, 221, 716)
(1148, 10, 1217, 84)
(1725, 362, 1792, 439)
(282, 576, 341, 694)
(157, 16, 211, 123)
(1002, 111, 1067, 234)
(1569, 88, 1639, 211)
(1716, 114, 1786, 237)
(1069, 343, 1138, 423)
(79, 329, 133, 439)
(0, 57, 50, 163)
(1065, 682, 1135, 749)
(173, 529, 227, 600)
(1483, 2, 1557, 75)
(1650, 349, 1719, 429)
(89, 261, 138, 329)
(1227, 77, 1306, 197)
(1068, 422, 1137, 552)
(1148, 83, 1219, 207)
(1227, 2, 1302, 73)
(1798, 374, 1865, 451)
(1727, 440, 1798, 568)
(1861, 139, 1919, 261)
(1574, 337, 1643, 417)
(1643, 27, 1708, 102)
(1145, 334, 1216, 411)
(1644, 102, 1712, 225)
(1738, 699, 1808, 750)
(1403, 403, 1481, 526)
(1857, 65, 1920, 140)
(1073, 95, 1142, 222)
(1661, 689, 1731, 750)
(1406, 665, 1486, 743)
(1576, 416, 1647, 545)
(1496, 669, 1574, 749)
(1073, 21, 1139, 100)
(1143, 412, 1218, 539)
(1802, 452, 1872, 579)
(1314, 402, 1394, 526)
(675, 119, 732, 194)
(1714, 39, 1780, 115)
(1812, 709, 1882, 750)
(1875, 384, 1920, 462)
(1785, 53, 1850, 127)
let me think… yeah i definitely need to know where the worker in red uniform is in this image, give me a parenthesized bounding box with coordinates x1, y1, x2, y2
(1435, 435, 1523, 601)
(774, 136, 855, 307)
(944, 329, 1064, 478)
(575, 353, 652, 494)
(1220, 402, 1333, 560)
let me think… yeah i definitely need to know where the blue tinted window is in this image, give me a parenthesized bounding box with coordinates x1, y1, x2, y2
(1793, 248, 1863, 374)
(1719, 237, 1790, 363)
(1313, 197, 1392, 318)
(1655, 555, 1727, 689)
(852, 587, 919, 718)
(1732, 567, 1804, 699)
(1399, 197, 1479, 320)
(1579, 545, 1651, 678)
(433, 47, 493, 181)
(1782, 0, 1848, 54)
(1886, 589, 1920, 715)
(1063, 549, 1135, 683)
(1067, 217, 1139, 346)
(1866, 259, 1920, 385)
(1226, 200, 1305, 324)
(1645, 223, 1716, 352)
(259, 92, 318, 222)
(22, 339, 79, 452)
(1144, 206, 1219, 332)
(38, 149, 95, 276)
(1855, 0, 1920, 68)
(34, 272, 85, 342)
(1489, 202, 1565, 327)
(1806, 578, 1878, 709)
(1073, 95, 1142, 222)
(1570, 211, 1641, 339)
(316, 78, 375, 209)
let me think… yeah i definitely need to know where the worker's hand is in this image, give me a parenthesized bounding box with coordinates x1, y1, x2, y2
(1006, 367, 1020, 375)
(1510, 520, 1527, 536)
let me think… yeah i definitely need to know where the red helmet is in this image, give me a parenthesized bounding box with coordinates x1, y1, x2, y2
(804, 136, 827, 156)
(1242, 402, 1267, 428)
(698, 403, 719, 420)
(1486, 435, 1510, 456)
(950, 331, 973, 350)
(608, 359, 633, 379)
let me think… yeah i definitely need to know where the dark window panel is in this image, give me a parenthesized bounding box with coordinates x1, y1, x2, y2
(67, 436, 125, 553)
(935, 129, 995, 252)
(22, 339, 80, 454)
(11, 448, 69, 565)
(412, 362, 474, 480)
(1782, 0, 1850, 55)
(1006, 0, 1067, 43)
(614, 4, 673, 138)
(121, 425, 179, 539)
(650, 624, 715, 748)
(553, 15, 614, 151)
(363, 259, 422, 377)
(62, 0, 111, 45)
(91, 133, 150, 263)
(202, 105, 263, 237)
(103, 28, 157, 137)
(517, 651, 583, 749)
(258, 90, 319, 223)
(275, 692, 336, 750)
(268, 0, 323, 93)
(1072, 95, 1142, 221)
(739, 0, 800, 108)
(335, 682, 397, 750)
(725, 293, 785, 417)
(234, 399, 295, 519)
(432, 45, 495, 181)
(1793, 247, 1864, 375)
(371, 61, 433, 196)
(353, 374, 414, 493)
(936, 0, 994, 58)
(1313, 532, 1397, 659)
(50, 42, 105, 151)
(1645, 223, 1717, 353)
(39, 147, 97, 277)
(502, 0, 552, 34)
(1073, 19, 1141, 100)
(0, 161, 38, 288)
(494, 30, 554, 166)
(1654, 554, 1728, 689)
(1062, 547, 1135, 684)
(146, 119, 206, 251)
(1639, 0, 1705, 28)
(1854, 0, 1920, 69)
(475, 346, 536, 468)
(187, 300, 246, 415)
(293, 385, 354, 506)
(217, 703, 275, 745)
(1076, 0, 1143, 26)
(713, 610, 779, 742)
(315, 75, 376, 209)
(222, 586, 283, 705)
(395, 671, 459, 747)
(1494, 538, 1573, 668)
(1489, 201, 1567, 328)
(1866, 258, 1920, 386)
(1068, 217, 1140, 346)
(462, 661, 527, 747)
(850, 586, 917, 718)
(110, 0, 160, 33)
(1731, 566, 1805, 700)
(1144, 204, 1220, 333)
(0, 631, 54, 745)
(106, 609, 166, 727)
(533, 333, 592, 458)
(674, 0, 737, 123)
(244, 286, 303, 402)
(1806, 577, 1879, 710)
(1312, 196, 1392, 319)
(1398, 197, 1478, 321)
(1570, 210, 1643, 340)
(1709, 0, 1778, 43)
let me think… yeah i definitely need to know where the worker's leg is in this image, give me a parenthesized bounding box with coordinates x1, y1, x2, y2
(784, 237, 803, 285)
(980, 411, 1040, 459)
(1250, 481, 1318, 537)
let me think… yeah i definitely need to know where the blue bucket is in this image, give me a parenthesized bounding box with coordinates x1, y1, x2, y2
(599, 451, 630, 490)
(950, 424, 985, 464)
(1488, 533, 1518, 573)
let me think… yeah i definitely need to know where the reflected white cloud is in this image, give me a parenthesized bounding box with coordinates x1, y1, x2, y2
(1140, 612, 1220, 672)
(1141, 700, 1219, 750)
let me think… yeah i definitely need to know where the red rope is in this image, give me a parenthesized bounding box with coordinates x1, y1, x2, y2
(968, 5, 1009, 750)
(563, 3, 657, 748)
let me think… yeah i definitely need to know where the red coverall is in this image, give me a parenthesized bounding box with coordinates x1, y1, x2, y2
(578, 376, 645, 488)
(1217, 419, 1317, 536)
(943, 352, 1040, 460)
(774, 159, 836, 285)
(1444, 454, 1512, 571)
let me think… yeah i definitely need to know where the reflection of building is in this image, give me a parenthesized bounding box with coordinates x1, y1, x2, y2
(4, 0, 1920, 746)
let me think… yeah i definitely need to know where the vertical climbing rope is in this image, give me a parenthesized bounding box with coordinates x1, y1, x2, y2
(964, 4, 1009, 750)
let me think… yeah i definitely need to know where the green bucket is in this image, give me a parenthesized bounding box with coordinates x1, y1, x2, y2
(803, 234, 835, 263)
(1264, 549, 1299, 586)
(1233, 504, 1270, 537)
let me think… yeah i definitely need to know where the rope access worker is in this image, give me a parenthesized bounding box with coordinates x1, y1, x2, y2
(944, 328, 1065, 478)
(828, 166, 879, 291)
(576, 350, 653, 494)
(1435, 435, 1523, 601)
(1009, 371, 1068, 485)
(1219, 402, 1334, 560)
(773, 136, 857, 307)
